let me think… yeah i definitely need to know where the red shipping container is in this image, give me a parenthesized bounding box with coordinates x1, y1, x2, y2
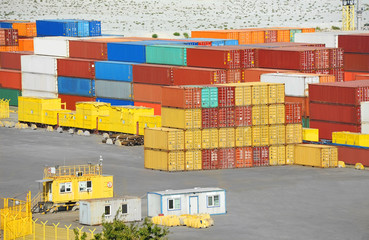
(329, 48, 344, 69)
(217, 85, 235, 107)
(215, 46, 256, 68)
(242, 68, 298, 82)
(355, 74, 369, 80)
(202, 108, 218, 128)
(0, 51, 33, 70)
(161, 86, 201, 109)
(235, 147, 253, 168)
(202, 149, 219, 170)
(218, 148, 235, 169)
(187, 47, 241, 69)
(309, 102, 361, 124)
(133, 83, 163, 104)
(344, 53, 369, 72)
(58, 94, 96, 110)
(285, 96, 309, 117)
(310, 120, 361, 140)
(252, 146, 269, 167)
(0, 69, 21, 89)
(309, 80, 369, 105)
(338, 33, 369, 54)
(235, 106, 252, 126)
(0, 28, 18, 46)
(218, 107, 235, 127)
(329, 68, 344, 82)
(134, 101, 161, 115)
(132, 64, 173, 85)
(344, 71, 369, 81)
(57, 58, 95, 79)
(264, 29, 278, 43)
(285, 102, 302, 123)
(337, 145, 369, 167)
(173, 67, 227, 85)
(226, 69, 242, 83)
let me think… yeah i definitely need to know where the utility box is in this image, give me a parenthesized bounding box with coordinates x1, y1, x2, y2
(79, 197, 141, 225)
(147, 187, 226, 217)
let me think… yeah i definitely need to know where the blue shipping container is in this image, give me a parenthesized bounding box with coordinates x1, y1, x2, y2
(36, 20, 78, 37)
(89, 21, 101, 36)
(0, 23, 13, 28)
(224, 39, 239, 45)
(58, 76, 95, 97)
(77, 20, 90, 37)
(95, 61, 138, 82)
(96, 98, 134, 106)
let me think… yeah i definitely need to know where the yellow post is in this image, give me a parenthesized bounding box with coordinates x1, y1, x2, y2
(3, 213, 7, 240)
(76, 227, 84, 240)
(41, 220, 48, 240)
(33, 219, 38, 240)
(89, 228, 96, 239)
(53, 223, 60, 240)
(65, 224, 72, 240)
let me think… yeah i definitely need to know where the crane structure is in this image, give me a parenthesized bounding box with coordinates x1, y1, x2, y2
(342, 0, 355, 30)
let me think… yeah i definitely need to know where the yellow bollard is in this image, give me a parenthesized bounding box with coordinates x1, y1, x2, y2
(355, 163, 365, 170)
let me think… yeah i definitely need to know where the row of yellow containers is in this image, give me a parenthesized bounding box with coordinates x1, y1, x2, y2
(219, 82, 285, 105)
(152, 214, 214, 228)
(332, 132, 369, 147)
(162, 104, 286, 129)
(144, 143, 337, 172)
(144, 124, 302, 150)
(0, 99, 10, 119)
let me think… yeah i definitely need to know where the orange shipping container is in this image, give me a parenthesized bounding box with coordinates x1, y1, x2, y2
(301, 28, 315, 33)
(191, 30, 239, 40)
(277, 30, 290, 42)
(355, 74, 369, 80)
(285, 96, 309, 117)
(0, 46, 19, 52)
(18, 38, 34, 51)
(12, 22, 37, 37)
(133, 83, 163, 104)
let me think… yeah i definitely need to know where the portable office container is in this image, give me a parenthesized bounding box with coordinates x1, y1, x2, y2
(95, 61, 137, 82)
(95, 80, 132, 100)
(294, 144, 338, 168)
(235, 127, 252, 147)
(58, 77, 95, 97)
(147, 187, 226, 216)
(80, 197, 141, 225)
(21, 55, 59, 75)
(22, 72, 58, 93)
(0, 51, 33, 70)
(144, 149, 184, 171)
(0, 69, 21, 90)
(161, 107, 201, 129)
(34, 37, 76, 57)
(57, 58, 95, 79)
(201, 128, 219, 149)
(146, 45, 194, 66)
(144, 127, 184, 151)
(269, 145, 286, 166)
(162, 86, 201, 109)
(185, 150, 202, 171)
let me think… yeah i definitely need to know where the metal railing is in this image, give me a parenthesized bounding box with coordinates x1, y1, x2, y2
(44, 164, 102, 178)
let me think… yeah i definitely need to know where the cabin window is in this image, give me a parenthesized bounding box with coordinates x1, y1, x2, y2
(105, 205, 111, 216)
(207, 195, 220, 207)
(122, 204, 128, 214)
(79, 181, 92, 192)
(168, 198, 180, 210)
(60, 182, 72, 193)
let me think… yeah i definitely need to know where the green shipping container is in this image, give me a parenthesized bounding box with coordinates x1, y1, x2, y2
(302, 117, 310, 128)
(290, 29, 302, 42)
(201, 87, 218, 108)
(145, 45, 194, 66)
(0, 88, 21, 106)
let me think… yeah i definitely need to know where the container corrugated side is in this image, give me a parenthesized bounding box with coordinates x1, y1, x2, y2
(219, 128, 235, 148)
(21, 55, 58, 75)
(235, 127, 252, 147)
(95, 80, 132, 100)
(235, 147, 253, 168)
(144, 149, 185, 171)
(146, 45, 194, 66)
(0, 88, 21, 106)
(269, 145, 286, 166)
(161, 107, 201, 129)
(162, 86, 201, 109)
(286, 124, 302, 144)
(269, 125, 286, 145)
(185, 150, 202, 171)
(201, 128, 219, 149)
(294, 144, 338, 168)
(95, 61, 137, 82)
(201, 86, 218, 108)
(58, 76, 95, 97)
(269, 104, 285, 125)
(202, 149, 219, 170)
(34, 37, 75, 57)
(252, 125, 269, 146)
(252, 146, 269, 166)
(22, 72, 58, 93)
(184, 129, 202, 150)
(144, 127, 184, 150)
(252, 105, 269, 125)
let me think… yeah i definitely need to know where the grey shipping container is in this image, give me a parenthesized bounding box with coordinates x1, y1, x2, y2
(95, 80, 132, 100)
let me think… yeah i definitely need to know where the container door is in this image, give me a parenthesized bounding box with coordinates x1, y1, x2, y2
(189, 196, 198, 214)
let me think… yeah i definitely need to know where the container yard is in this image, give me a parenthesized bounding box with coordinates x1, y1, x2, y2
(1, 1, 369, 239)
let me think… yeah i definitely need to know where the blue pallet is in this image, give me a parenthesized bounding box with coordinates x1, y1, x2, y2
(107, 40, 183, 63)
(95, 61, 138, 82)
(0, 23, 13, 28)
(58, 76, 95, 97)
(36, 20, 78, 37)
(88, 21, 101, 36)
(96, 98, 134, 106)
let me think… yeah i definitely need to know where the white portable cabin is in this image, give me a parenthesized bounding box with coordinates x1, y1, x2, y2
(147, 187, 226, 217)
(79, 196, 141, 225)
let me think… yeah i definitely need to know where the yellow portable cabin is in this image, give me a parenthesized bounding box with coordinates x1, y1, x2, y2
(58, 111, 76, 128)
(37, 162, 113, 205)
(75, 102, 111, 130)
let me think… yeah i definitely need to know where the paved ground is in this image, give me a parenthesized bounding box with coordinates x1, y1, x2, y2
(1, 126, 369, 240)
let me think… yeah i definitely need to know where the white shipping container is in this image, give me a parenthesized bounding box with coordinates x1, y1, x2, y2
(361, 102, 369, 123)
(21, 55, 59, 75)
(34, 37, 74, 57)
(260, 73, 319, 97)
(22, 90, 58, 98)
(22, 72, 58, 93)
(362, 122, 369, 134)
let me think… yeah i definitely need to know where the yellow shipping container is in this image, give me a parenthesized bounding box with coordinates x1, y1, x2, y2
(144, 149, 185, 172)
(251, 82, 269, 105)
(185, 150, 202, 171)
(285, 144, 295, 165)
(269, 125, 286, 145)
(269, 145, 286, 166)
(44, 109, 72, 126)
(144, 127, 184, 151)
(18, 97, 62, 124)
(234, 83, 252, 106)
(269, 104, 285, 125)
(219, 128, 235, 148)
(235, 127, 252, 147)
(201, 128, 219, 149)
(286, 124, 302, 144)
(138, 115, 161, 135)
(252, 105, 268, 125)
(268, 83, 285, 104)
(252, 125, 269, 146)
(294, 144, 338, 168)
(332, 132, 348, 144)
(185, 129, 202, 150)
(97, 115, 112, 132)
(303, 128, 319, 142)
(76, 102, 111, 130)
(162, 107, 201, 129)
(341, 132, 369, 147)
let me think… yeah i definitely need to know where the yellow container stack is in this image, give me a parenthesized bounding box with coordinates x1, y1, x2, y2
(294, 144, 338, 168)
(332, 131, 369, 147)
(161, 108, 202, 129)
(201, 128, 219, 149)
(235, 127, 252, 147)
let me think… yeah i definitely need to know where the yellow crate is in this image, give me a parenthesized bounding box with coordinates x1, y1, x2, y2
(269, 125, 286, 145)
(285, 144, 295, 165)
(294, 144, 337, 168)
(59, 112, 76, 128)
(185, 150, 202, 171)
(269, 104, 285, 125)
(75, 102, 111, 130)
(144, 149, 185, 172)
(269, 145, 286, 166)
(44, 109, 72, 126)
(219, 127, 235, 148)
(303, 128, 319, 142)
(18, 97, 62, 124)
(201, 128, 219, 149)
(138, 115, 161, 135)
(235, 126, 252, 147)
(252, 125, 269, 146)
(286, 124, 302, 144)
(332, 132, 348, 144)
(162, 107, 201, 129)
(185, 129, 202, 150)
(0, 99, 10, 119)
(144, 127, 184, 151)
